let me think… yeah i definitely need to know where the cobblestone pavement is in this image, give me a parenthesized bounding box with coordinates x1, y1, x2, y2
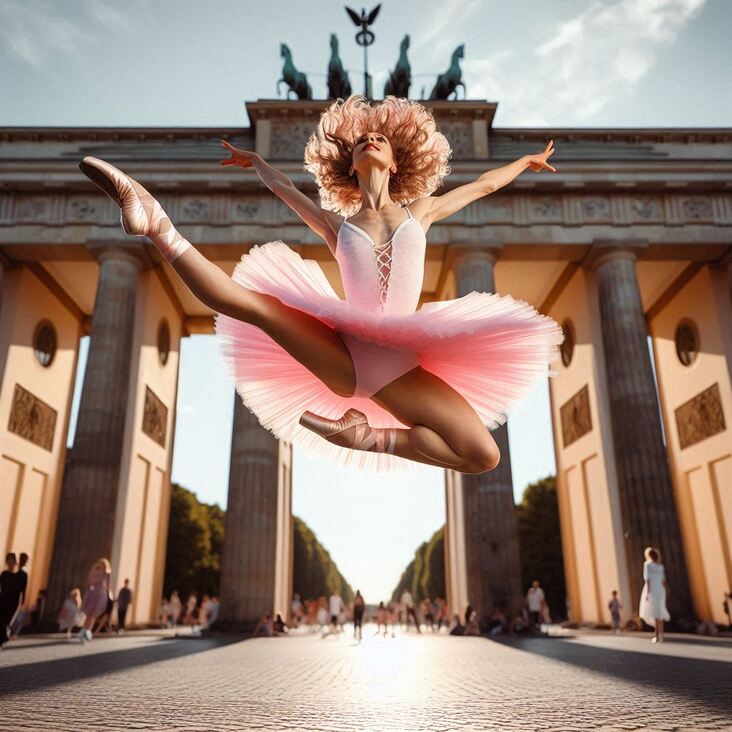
(1, 627, 730, 731)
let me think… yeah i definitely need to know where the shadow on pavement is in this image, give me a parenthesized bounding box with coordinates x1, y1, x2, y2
(492, 635, 732, 715)
(0, 636, 241, 698)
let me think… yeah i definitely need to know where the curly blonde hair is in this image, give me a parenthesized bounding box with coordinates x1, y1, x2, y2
(304, 95, 451, 216)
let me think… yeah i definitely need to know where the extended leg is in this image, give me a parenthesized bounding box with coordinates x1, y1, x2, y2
(79, 157, 358, 398)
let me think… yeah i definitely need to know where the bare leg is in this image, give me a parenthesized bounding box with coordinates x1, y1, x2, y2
(171, 247, 358, 397)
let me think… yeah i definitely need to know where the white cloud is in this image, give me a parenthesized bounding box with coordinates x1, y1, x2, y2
(0, 0, 138, 70)
(464, 0, 707, 125)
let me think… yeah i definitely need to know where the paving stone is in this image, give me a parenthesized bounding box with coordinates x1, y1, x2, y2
(0, 628, 730, 731)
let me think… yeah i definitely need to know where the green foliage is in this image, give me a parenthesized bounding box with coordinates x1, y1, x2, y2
(516, 475, 567, 620)
(292, 517, 352, 603)
(391, 526, 445, 603)
(163, 484, 224, 598)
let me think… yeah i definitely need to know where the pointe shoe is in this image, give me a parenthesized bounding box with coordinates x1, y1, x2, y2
(299, 408, 397, 454)
(79, 156, 190, 262)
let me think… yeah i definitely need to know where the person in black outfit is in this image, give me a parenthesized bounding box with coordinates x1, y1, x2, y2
(0, 553, 23, 647)
(352, 590, 365, 641)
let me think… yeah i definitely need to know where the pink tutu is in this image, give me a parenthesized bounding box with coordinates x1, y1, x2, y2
(215, 241, 563, 473)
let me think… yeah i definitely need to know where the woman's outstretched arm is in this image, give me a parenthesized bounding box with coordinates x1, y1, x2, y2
(413, 140, 557, 229)
(219, 140, 343, 254)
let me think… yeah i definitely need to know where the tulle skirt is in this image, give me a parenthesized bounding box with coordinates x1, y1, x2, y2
(215, 242, 563, 472)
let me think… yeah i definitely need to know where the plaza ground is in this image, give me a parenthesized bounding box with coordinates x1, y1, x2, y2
(1, 626, 730, 731)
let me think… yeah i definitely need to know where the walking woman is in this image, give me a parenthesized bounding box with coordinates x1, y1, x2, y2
(78, 558, 111, 643)
(639, 547, 670, 643)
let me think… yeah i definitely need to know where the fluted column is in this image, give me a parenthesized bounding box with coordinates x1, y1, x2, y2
(218, 395, 281, 630)
(593, 246, 692, 618)
(451, 247, 522, 621)
(45, 247, 142, 618)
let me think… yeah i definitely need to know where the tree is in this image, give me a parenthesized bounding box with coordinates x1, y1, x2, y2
(292, 517, 352, 603)
(516, 476, 567, 620)
(391, 526, 445, 603)
(164, 484, 223, 599)
(164, 486, 353, 605)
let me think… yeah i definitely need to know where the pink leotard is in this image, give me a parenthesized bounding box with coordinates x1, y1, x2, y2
(335, 207, 424, 397)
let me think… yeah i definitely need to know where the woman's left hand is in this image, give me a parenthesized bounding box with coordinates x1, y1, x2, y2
(524, 140, 557, 172)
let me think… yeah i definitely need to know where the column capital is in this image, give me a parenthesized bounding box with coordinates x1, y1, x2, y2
(86, 243, 149, 270)
(448, 243, 504, 271)
(584, 239, 649, 271)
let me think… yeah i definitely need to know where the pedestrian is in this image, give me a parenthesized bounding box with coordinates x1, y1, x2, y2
(0, 553, 23, 648)
(169, 590, 182, 626)
(400, 588, 421, 633)
(117, 579, 133, 634)
(375, 601, 388, 637)
(291, 593, 304, 628)
(465, 609, 480, 636)
(639, 547, 670, 643)
(449, 614, 465, 636)
(328, 590, 344, 634)
(183, 594, 197, 625)
(352, 590, 365, 640)
(78, 558, 111, 643)
(608, 590, 622, 634)
(273, 613, 289, 635)
(420, 597, 435, 631)
(527, 580, 546, 633)
(208, 596, 220, 627)
(434, 596, 448, 631)
(252, 612, 273, 637)
(316, 597, 329, 634)
(58, 588, 84, 638)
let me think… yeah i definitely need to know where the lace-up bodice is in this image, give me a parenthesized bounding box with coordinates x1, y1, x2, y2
(335, 207, 426, 314)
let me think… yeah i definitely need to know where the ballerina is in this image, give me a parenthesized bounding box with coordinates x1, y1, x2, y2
(79, 95, 562, 473)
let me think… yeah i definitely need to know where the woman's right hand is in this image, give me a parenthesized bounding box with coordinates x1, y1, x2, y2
(219, 139, 260, 168)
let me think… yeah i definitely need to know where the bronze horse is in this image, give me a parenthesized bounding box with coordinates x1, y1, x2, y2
(327, 34, 352, 99)
(428, 44, 466, 100)
(277, 43, 313, 100)
(384, 34, 411, 98)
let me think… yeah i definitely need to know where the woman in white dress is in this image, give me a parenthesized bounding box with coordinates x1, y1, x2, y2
(639, 547, 670, 643)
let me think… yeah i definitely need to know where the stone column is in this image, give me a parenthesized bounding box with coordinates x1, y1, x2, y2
(218, 395, 281, 630)
(450, 247, 523, 621)
(592, 246, 692, 618)
(45, 247, 142, 619)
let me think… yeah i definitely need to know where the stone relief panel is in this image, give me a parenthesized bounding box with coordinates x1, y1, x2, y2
(680, 196, 714, 223)
(560, 384, 592, 448)
(270, 120, 317, 160)
(14, 195, 53, 223)
(8, 383, 57, 452)
(437, 121, 473, 160)
(530, 195, 563, 223)
(66, 196, 100, 222)
(179, 197, 212, 223)
(629, 195, 664, 223)
(142, 385, 168, 448)
(675, 382, 726, 449)
(580, 196, 611, 223)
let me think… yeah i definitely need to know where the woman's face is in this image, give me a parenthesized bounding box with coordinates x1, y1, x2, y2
(351, 131, 395, 175)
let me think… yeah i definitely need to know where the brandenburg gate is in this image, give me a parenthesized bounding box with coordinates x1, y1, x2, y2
(1, 99, 730, 628)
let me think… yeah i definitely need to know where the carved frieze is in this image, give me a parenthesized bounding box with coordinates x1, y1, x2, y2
(560, 384, 592, 448)
(2, 190, 730, 230)
(142, 385, 168, 448)
(8, 383, 57, 452)
(675, 382, 726, 449)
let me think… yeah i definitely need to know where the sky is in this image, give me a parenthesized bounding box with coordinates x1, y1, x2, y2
(6, 0, 730, 601)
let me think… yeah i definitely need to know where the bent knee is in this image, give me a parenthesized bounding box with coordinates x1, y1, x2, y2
(463, 442, 500, 474)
